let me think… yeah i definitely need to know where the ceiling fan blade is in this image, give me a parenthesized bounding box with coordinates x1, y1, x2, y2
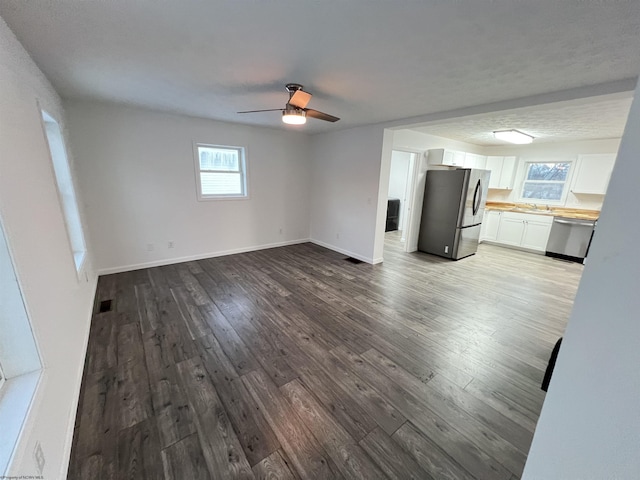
(237, 108, 283, 114)
(289, 90, 312, 109)
(305, 109, 340, 122)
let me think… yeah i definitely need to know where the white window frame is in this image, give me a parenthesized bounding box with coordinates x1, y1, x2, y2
(40, 109, 88, 274)
(193, 143, 248, 201)
(519, 160, 573, 205)
(0, 214, 42, 476)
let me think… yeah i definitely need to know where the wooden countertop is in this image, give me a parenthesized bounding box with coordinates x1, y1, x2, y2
(485, 202, 599, 221)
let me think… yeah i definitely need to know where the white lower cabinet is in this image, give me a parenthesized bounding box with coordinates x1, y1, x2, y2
(521, 219, 553, 251)
(480, 211, 501, 242)
(486, 211, 553, 252)
(496, 215, 525, 247)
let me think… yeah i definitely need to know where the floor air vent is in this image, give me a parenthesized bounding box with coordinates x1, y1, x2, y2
(345, 257, 363, 264)
(99, 299, 113, 313)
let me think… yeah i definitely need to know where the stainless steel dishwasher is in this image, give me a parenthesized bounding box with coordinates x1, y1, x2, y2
(545, 216, 596, 263)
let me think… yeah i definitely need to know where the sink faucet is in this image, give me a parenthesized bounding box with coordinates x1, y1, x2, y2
(529, 203, 538, 210)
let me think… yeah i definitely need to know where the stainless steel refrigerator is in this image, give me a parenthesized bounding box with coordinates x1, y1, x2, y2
(418, 168, 490, 260)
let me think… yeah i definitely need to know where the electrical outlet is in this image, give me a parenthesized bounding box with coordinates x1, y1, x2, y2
(168, 241, 175, 249)
(336, 233, 340, 239)
(34, 441, 45, 475)
(444, 245, 449, 254)
(146, 243, 154, 252)
(278, 228, 283, 235)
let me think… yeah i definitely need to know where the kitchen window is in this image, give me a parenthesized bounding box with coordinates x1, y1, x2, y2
(520, 161, 572, 203)
(194, 144, 247, 199)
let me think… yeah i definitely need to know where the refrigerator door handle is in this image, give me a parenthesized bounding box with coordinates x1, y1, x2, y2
(472, 179, 482, 216)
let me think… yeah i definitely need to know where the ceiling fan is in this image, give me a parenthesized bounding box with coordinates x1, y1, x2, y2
(238, 83, 340, 125)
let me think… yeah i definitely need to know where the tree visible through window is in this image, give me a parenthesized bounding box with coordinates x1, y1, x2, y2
(521, 162, 571, 202)
(195, 144, 247, 199)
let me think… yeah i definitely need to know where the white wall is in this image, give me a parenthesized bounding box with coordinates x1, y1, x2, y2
(522, 83, 640, 479)
(482, 138, 621, 210)
(0, 16, 97, 478)
(309, 125, 388, 263)
(66, 100, 312, 273)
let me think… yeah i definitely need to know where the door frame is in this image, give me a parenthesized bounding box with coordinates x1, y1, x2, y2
(388, 148, 422, 253)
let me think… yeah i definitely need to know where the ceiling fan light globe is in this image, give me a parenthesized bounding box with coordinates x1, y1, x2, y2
(282, 110, 306, 125)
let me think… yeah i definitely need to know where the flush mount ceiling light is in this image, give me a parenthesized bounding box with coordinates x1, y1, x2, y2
(282, 107, 307, 125)
(493, 129, 534, 144)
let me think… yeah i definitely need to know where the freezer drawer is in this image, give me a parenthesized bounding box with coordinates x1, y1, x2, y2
(546, 217, 596, 262)
(454, 224, 481, 260)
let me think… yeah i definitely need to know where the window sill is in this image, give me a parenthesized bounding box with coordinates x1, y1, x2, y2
(0, 370, 42, 475)
(197, 195, 250, 202)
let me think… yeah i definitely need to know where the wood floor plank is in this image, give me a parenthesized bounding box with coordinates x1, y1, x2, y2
(393, 421, 473, 480)
(175, 356, 254, 479)
(117, 322, 144, 366)
(252, 450, 297, 480)
(135, 283, 161, 333)
(116, 357, 153, 430)
(142, 328, 196, 448)
(171, 286, 212, 339)
(280, 379, 386, 479)
(69, 370, 118, 470)
(117, 419, 164, 480)
(198, 302, 261, 375)
(332, 346, 512, 479)
(360, 427, 433, 480)
(427, 373, 534, 453)
(86, 311, 118, 374)
(161, 433, 211, 480)
(197, 333, 281, 466)
(242, 369, 342, 480)
(70, 239, 583, 479)
(355, 346, 525, 476)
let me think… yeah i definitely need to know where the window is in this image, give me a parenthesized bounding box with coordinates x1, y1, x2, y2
(520, 162, 572, 203)
(41, 110, 87, 271)
(0, 215, 42, 474)
(195, 144, 247, 199)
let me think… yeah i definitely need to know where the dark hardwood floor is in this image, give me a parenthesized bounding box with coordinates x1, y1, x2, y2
(67, 233, 583, 479)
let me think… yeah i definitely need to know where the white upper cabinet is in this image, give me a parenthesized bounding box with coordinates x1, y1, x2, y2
(486, 156, 517, 189)
(428, 149, 488, 169)
(428, 149, 465, 167)
(571, 153, 617, 195)
(464, 153, 487, 169)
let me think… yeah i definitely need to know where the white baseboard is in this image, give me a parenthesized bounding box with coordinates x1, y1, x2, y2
(309, 239, 378, 265)
(97, 238, 311, 275)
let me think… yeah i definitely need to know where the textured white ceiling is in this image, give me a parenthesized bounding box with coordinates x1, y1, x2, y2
(410, 95, 634, 145)
(0, 1, 639, 133)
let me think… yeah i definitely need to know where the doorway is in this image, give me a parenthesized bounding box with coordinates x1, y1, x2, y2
(385, 150, 418, 252)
